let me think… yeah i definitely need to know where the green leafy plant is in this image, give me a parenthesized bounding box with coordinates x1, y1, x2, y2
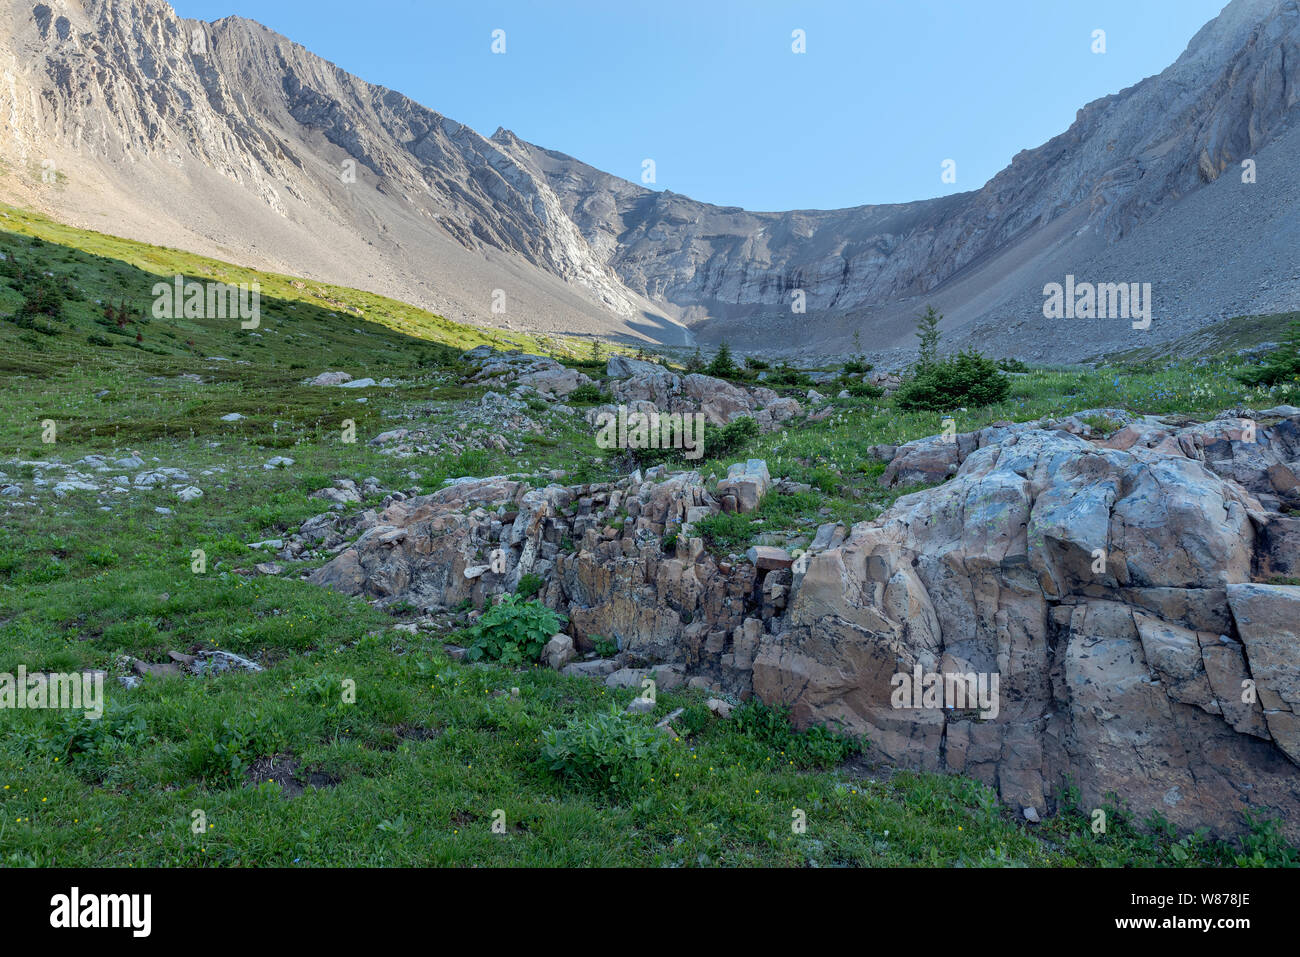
(1232, 812, 1300, 866)
(1079, 413, 1121, 436)
(731, 700, 863, 769)
(463, 594, 566, 666)
(36, 700, 147, 781)
(515, 572, 545, 599)
(694, 510, 756, 552)
(589, 634, 618, 657)
(678, 702, 712, 736)
(182, 712, 285, 786)
(541, 706, 664, 793)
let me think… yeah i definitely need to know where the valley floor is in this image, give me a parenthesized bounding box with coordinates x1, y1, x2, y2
(1, 212, 1297, 867)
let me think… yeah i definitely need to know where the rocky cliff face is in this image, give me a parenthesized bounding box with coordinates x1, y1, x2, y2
(1, 0, 1297, 357)
(507, 0, 1300, 355)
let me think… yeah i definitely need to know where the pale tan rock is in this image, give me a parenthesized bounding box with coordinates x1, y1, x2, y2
(1228, 583, 1300, 763)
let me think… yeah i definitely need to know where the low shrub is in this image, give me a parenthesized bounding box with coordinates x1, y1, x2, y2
(763, 361, 812, 387)
(17, 276, 64, 321)
(694, 510, 756, 552)
(620, 411, 758, 468)
(894, 350, 1011, 412)
(566, 382, 603, 405)
(1235, 320, 1300, 388)
(841, 381, 884, 399)
(704, 415, 759, 460)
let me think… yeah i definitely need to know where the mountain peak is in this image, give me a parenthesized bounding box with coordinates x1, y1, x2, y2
(3, 0, 1298, 358)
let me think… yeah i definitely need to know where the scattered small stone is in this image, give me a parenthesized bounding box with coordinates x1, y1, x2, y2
(542, 634, 576, 670)
(561, 659, 618, 678)
(605, 668, 649, 689)
(656, 707, 685, 735)
(307, 371, 353, 386)
(706, 698, 733, 719)
(132, 659, 183, 678)
(190, 650, 264, 676)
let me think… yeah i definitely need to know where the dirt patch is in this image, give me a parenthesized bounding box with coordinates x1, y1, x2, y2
(397, 724, 441, 741)
(370, 724, 442, 750)
(245, 753, 338, 797)
(838, 753, 905, 785)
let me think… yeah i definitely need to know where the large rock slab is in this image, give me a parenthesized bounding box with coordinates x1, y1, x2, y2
(716, 459, 771, 514)
(756, 427, 1300, 837)
(607, 355, 664, 379)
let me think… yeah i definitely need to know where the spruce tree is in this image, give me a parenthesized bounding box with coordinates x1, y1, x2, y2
(915, 305, 942, 371)
(706, 340, 739, 379)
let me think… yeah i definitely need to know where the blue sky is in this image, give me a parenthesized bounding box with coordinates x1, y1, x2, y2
(172, 0, 1230, 211)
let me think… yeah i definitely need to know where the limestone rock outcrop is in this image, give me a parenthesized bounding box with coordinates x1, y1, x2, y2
(303, 408, 1300, 838)
(305, 466, 781, 696)
(756, 420, 1300, 838)
(585, 370, 802, 434)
